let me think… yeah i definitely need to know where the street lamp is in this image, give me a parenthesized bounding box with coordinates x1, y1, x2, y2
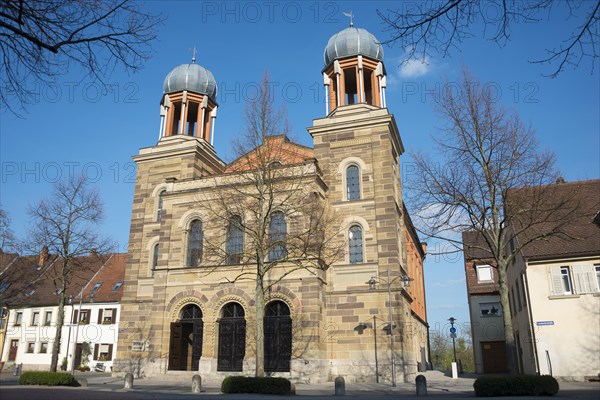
(448, 317, 457, 363)
(367, 270, 412, 387)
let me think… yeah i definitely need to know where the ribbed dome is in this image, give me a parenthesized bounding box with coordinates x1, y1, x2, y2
(163, 63, 218, 100)
(324, 27, 384, 68)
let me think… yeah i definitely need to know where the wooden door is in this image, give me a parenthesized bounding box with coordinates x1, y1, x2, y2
(74, 343, 83, 368)
(481, 341, 508, 373)
(8, 340, 18, 361)
(168, 322, 183, 370)
(264, 315, 292, 372)
(191, 321, 203, 370)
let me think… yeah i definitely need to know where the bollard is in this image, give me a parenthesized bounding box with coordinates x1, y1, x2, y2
(192, 374, 201, 393)
(77, 378, 88, 387)
(415, 374, 427, 396)
(334, 376, 345, 396)
(124, 372, 134, 389)
(289, 383, 296, 395)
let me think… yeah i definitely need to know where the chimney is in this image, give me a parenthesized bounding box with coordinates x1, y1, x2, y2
(90, 248, 97, 257)
(556, 177, 566, 184)
(38, 246, 49, 268)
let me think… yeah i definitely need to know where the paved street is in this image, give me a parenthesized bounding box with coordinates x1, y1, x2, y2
(0, 370, 598, 399)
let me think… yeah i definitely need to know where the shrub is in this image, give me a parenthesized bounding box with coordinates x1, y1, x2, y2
(19, 371, 75, 386)
(221, 376, 292, 395)
(77, 365, 90, 372)
(474, 375, 559, 397)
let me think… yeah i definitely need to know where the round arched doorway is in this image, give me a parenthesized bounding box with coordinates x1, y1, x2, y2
(264, 300, 292, 372)
(168, 304, 203, 371)
(217, 302, 246, 371)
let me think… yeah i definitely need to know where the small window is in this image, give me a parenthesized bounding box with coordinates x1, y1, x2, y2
(0, 281, 10, 294)
(346, 165, 361, 200)
(31, 311, 40, 326)
(226, 215, 244, 264)
(44, 311, 52, 326)
(349, 225, 364, 264)
(560, 266, 573, 295)
(187, 219, 203, 267)
(112, 281, 124, 291)
(98, 308, 117, 324)
(97, 343, 113, 361)
(156, 190, 165, 221)
(39, 342, 48, 353)
(27, 342, 35, 353)
(479, 302, 502, 317)
(75, 309, 91, 325)
(595, 264, 600, 292)
(152, 243, 159, 270)
(14, 312, 22, 326)
(91, 282, 103, 293)
(476, 265, 493, 282)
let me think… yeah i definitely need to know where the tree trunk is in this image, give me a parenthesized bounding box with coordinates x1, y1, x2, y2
(497, 260, 518, 374)
(255, 258, 265, 377)
(50, 293, 66, 372)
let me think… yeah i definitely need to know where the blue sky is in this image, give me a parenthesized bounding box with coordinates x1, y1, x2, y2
(1, 1, 599, 336)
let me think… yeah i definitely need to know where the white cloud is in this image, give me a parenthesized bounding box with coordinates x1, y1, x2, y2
(399, 58, 431, 78)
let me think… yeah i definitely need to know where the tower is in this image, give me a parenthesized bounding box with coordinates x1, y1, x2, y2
(309, 25, 425, 383)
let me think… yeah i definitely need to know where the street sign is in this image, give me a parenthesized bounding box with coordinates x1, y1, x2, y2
(450, 333, 457, 338)
(449, 327, 456, 334)
(536, 321, 554, 326)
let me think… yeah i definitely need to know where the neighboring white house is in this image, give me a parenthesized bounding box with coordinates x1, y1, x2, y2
(0, 253, 126, 372)
(506, 180, 600, 380)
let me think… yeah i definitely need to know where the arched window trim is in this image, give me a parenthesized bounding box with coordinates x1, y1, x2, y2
(146, 235, 160, 277)
(338, 157, 368, 202)
(268, 211, 287, 262)
(348, 224, 364, 264)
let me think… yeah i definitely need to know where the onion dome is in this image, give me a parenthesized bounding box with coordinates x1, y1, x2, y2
(324, 27, 384, 68)
(163, 63, 218, 100)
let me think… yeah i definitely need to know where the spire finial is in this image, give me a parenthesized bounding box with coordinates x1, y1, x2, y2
(343, 11, 354, 27)
(189, 46, 198, 63)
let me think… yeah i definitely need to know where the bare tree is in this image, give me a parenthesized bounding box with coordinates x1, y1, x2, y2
(378, 0, 600, 77)
(197, 73, 344, 377)
(0, 207, 16, 253)
(0, 0, 162, 114)
(405, 68, 585, 374)
(27, 175, 111, 372)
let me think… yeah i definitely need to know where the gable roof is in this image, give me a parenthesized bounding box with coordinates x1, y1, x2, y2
(81, 253, 126, 302)
(510, 179, 600, 261)
(0, 253, 126, 307)
(462, 230, 495, 261)
(225, 135, 314, 173)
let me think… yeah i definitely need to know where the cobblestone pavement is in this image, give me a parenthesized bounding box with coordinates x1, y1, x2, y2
(1, 370, 598, 400)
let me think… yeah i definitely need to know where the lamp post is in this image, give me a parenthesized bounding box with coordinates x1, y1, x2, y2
(367, 270, 412, 387)
(448, 317, 457, 362)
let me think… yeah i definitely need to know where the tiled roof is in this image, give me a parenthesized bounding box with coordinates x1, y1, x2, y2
(225, 135, 314, 173)
(81, 253, 126, 302)
(462, 230, 494, 261)
(509, 179, 600, 261)
(0, 253, 126, 307)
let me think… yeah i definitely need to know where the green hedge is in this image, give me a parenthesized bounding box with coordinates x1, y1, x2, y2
(221, 376, 292, 395)
(19, 371, 76, 386)
(474, 375, 559, 397)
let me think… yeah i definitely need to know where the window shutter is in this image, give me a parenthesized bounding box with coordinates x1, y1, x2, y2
(550, 266, 564, 295)
(94, 344, 99, 360)
(108, 344, 113, 361)
(573, 265, 593, 293)
(111, 309, 117, 324)
(72, 310, 78, 324)
(97, 309, 103, 324)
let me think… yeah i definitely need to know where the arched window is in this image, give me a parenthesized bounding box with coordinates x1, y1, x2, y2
(152, 243, 159, 270)
(180, 304, 202, 320)
(346, 165, 360, 200)
(157, 190, 166, 221)
(349, 225, 363, 264)
(269, 211, 287, 262)
(187, 220, 203, 267)
(226, 215, 244, 265)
